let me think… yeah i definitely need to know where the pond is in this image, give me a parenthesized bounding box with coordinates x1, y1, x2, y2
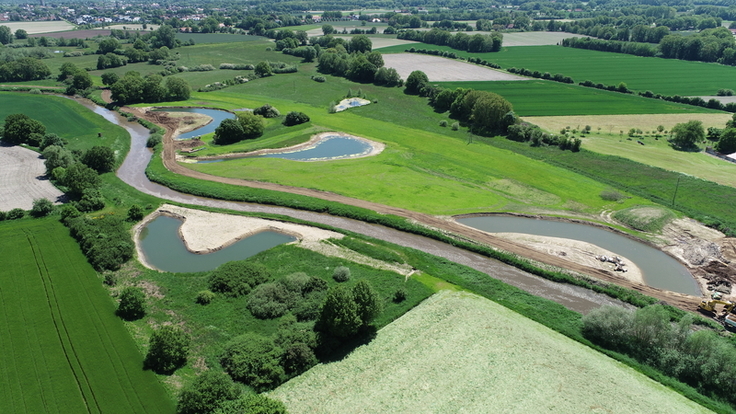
(153, 107, 235, 140)
(139, 215, 296, 273)
(196, 135, 374, 163)
(457, 215, 700, 296)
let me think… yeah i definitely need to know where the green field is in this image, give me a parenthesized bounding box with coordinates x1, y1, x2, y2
(272, 291, 711, 414)
(380, 44, 736, 96)
(0, 218, 174, 414)
(0, 93, 129, 157)
(436, 80, 715, 116)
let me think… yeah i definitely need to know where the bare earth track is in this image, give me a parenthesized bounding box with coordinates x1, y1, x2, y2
(382, 53, 528, 82)
(120, 105, 703, 313)
(0, 144, 63, 210)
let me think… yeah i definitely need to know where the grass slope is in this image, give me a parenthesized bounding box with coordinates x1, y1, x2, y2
(271, 290, 711, 414)
(0, 218, 174, 414)
(380, 44, 736, 96)
(436, 80, 714, 116)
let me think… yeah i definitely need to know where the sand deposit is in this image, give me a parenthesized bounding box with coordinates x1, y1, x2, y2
(0, 145, 64, 210)
(382, 53, 528, 82)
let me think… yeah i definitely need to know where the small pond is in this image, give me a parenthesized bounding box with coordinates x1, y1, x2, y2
(154, 107, 235, 140)
(457, 215, 700, 296)
(139, 215, 296, 273)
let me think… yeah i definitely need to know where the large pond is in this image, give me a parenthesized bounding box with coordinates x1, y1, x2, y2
(457, 215, 700, 296)
(139, 215, 296, 273)
(154, 108, 235, 140)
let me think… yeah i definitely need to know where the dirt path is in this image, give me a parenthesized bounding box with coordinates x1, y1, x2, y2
(119, 106, 703, 313)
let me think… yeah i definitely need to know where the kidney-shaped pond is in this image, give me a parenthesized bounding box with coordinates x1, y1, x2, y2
(154, 107, 235, 140)
(258, 135, 372, 161)
(457, 215, 700, 296)
(139, 215, 296, 273)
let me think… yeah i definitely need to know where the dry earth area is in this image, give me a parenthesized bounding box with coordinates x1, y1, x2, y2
(523, 113, 732, 135)
(502, 31, 591, 47)
(271, 290, 712, 414)
(0, 145, 63, 210)
(133, 205, 413, 275)
(382, 53, 528, 82)
(3, 21, 74, 34)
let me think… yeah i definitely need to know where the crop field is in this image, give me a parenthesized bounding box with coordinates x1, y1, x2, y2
(383, 54, 527, 82)
(436, 80, 714, 116)
(502, 31, 591, 46)
(0, 146, 64, 210)
(380, 44, 736, 96)
(174, 33, 264, 44)
(0, 93, 129, 156)
(0, 21, 74, 34)
(271, 290, 710, 414)
(0, 218, 174, 414)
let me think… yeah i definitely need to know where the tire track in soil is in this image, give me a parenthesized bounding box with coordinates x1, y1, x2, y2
(24, 230, 101, 414)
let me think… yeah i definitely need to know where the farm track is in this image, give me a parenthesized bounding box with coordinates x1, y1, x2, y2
(109, 100, 702, 313)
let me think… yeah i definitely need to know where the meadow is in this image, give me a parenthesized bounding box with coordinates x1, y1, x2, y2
(436, 80, 715, 116)
(0, 218, 174, 414)
(380, 44, 736, 96)
(272, 290, 712, 414)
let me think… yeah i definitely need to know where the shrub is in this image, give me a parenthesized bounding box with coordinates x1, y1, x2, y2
(332, 266, 351, 282)
(177, 371, 239, 414)
(0, 211, 5, 221)
(66, 215, 134, 270)
(253, 104, 280, 118)
(189, 64, 216, 71)
(30, 198, 54, 217)
(393, 287, 408, 303)
(311, 75, 326, 82)
(283, 111, 310, 126)
(29, 88, 41, 94)
(213, 394, 287, 414)
(196, 290, 215, 305)
(220, 333, 284, 391)
(7, 208, 25, 220)
(246, 282, 298, 319)
(600, 190, 626, 202)
(146, 133, 163, 148)
(127, 204, 144, 221)
(439, 120, 448, 127)
(144, 325, 190, 374)
(75, 188, 105, 212)
(208, 261, 271, 297)
(117, 286, 146, 320)
(451, 122, 459, 131)
(103, 273, 117, 286)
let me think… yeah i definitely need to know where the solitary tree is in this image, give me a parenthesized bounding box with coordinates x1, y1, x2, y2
(404, 70, 428, 95)
(0, 26, 13, 45)
(670, 120, 705, 150)
(145, 325, 190, 374)
(14, 28, 27, 40)
(716, 128, 736, 154)
(117, 286, 146, 320)
(82, 146, 116, 173)
(254, 61, 272, 77)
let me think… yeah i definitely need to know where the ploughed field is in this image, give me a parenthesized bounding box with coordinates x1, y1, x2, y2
(272, 290, 712, 414)
(0, 219, 173, 414)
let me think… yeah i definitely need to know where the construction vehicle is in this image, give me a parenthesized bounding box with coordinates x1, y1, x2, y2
(698, 299, 735, 315)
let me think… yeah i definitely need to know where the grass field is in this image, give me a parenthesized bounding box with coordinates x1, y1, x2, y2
(175, 33, 264, 44)
(524, 114, 736, 188)
(271, 290, 711, 414)
(0, 218, 174, 414)
(0, 21, 74, 34)
(436, 80, 715, 116)
(0, 93, 129, 157)
(380, 44, 736, 96)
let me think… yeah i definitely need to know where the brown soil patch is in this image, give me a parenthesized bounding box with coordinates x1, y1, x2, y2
(130, 108, 705, 315)
(382, 53, 528, 82)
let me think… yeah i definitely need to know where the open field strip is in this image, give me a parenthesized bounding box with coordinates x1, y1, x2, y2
(176, 91, 655, 216)
(383, 54, 527, 82)
(436, 80, 719, 116)
(0, 145, 64, 210)
(524, 114, 736, 188)
(380, 44, 736, 96)
(0, 219, 174, 414)
(0, 21, 74, 34)
(502, 31, 591, 46)
(271, 290, 711, 414)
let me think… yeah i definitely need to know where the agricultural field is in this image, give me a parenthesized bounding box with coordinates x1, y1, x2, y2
(0, 20, 74, 34)
(174, 33, 263, 44)
(501, 31, 591, 46)
(379, 44, 736, 96)
(272, 290, 711, 414)
(0, 146, 64, 210)
(382, 54, 527, 82)
(436, 80, 715, 116)
(0, 218, 174, 414)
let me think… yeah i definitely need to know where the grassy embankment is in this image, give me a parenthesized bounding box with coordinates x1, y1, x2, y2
(380, 43, 736, 95)
(0, 218, 174, 414)
(272, 291, 714, 414)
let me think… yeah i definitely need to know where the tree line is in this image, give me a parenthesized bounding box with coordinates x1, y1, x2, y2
(397, 28, 503, 54)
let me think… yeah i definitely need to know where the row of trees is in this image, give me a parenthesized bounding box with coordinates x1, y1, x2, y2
(0, 57, 51, 82)
(108, 71, 190, 104)
(317, 49, 402, 87)
(397, 28, 503, 53)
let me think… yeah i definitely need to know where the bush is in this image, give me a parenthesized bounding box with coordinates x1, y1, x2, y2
(30, 198, 54, 217)
(213, 394, 287, 414)
(117, 286, 146, 320)
(451, 122, 459, 131)
(196, 290, 215, 305)
(144, 325, 190, 374)
(600, 190, 627, 202)
(146, 133, 163, 148)
(439, 120, 448, 127)
(7, 208, 25, 220)
(283, 111, 310, 126)
(208, 261, 271, 297)
(253, 104, 280, 118)
(177, 370, 239, 414)
(311, 75, 326, 82)
(393, 287, 408, 303)
(246, 282, 298, 319)
(332, 266, 351, 282)
(75, 188, 105, 212)
(66, 215, 134, 270)
(220, 333, 284, 391)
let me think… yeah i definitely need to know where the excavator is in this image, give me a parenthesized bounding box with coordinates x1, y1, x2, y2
(698, 298, 736, 329)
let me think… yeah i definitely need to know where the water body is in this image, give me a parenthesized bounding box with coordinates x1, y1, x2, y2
(153, 107, 235, 139)
(139, 215, 296, 273)
(458, 215, 700, 296)
(258, 136, 372, 161)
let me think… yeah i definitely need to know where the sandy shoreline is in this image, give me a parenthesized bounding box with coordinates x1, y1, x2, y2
(178, 132, 385, 163)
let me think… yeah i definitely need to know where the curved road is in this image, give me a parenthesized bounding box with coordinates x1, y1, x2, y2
(87, 102, 677, 315)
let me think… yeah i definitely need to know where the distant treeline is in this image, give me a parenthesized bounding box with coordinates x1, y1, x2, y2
(397, 28, 503, 53)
